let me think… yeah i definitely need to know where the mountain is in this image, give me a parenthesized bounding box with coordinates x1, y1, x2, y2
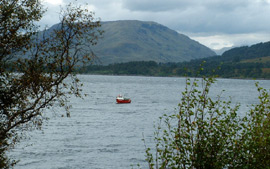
(82, 41, 270, 78)
(188, 41, 270, 63)
(176, 41, 270, 78)
(222, 42, 270, 61)
(92, 20, 216, 65)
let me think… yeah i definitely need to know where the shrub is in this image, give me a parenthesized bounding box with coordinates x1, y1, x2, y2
(144, 76, 270, 169)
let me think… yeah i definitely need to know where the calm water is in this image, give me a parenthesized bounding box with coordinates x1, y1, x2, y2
(9, 75, 270, 169)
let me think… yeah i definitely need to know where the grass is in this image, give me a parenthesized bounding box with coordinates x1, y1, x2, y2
(241, 56, 270, 63)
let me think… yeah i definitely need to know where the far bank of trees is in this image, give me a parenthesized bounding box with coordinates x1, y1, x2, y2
(79, 60, 270, 79)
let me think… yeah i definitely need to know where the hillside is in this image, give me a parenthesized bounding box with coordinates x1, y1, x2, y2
(177, 41, 270, 78)
(91, 20, 216, 65)
(81, 41, 270, 79)
(222, 42, 270, 61)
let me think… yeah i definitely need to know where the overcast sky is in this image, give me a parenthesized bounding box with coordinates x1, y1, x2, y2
(41, 0, 270, 50)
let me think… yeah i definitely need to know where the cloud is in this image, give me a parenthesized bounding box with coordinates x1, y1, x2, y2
(122, 0, 194, 12)
(39, 0, 270, 49)
(42, 0, 63, 5)
(121, 0, 251, 13)
(118, 0, 270, 34)
(188, 32, 270, 50)
(40, 0, 270, 34)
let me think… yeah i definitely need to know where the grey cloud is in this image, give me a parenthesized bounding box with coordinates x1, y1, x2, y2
(40, 0, 270, 49)
(122, 0, 194, 12)
(170, 1, 270, 34)
(202, 0, 250, 12)
(122, 0, 250, 13)
(118, 0, 270, 34)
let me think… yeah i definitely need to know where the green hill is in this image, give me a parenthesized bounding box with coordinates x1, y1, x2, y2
(176, 41, 270, 78)
(222, 42, 270, 61)
(81, 41, 270, 79)
(92, 20, 216, 65)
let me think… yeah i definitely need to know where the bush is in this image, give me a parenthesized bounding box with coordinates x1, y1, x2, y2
(143, 76, 270, 169)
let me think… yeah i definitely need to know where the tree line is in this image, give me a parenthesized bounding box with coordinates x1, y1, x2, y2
(79, 59, 270, 79)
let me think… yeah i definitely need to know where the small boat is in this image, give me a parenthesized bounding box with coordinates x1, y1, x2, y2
(116, 95, 131, 104)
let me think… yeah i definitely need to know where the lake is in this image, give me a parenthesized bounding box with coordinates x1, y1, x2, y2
(9, 75, 270, 169)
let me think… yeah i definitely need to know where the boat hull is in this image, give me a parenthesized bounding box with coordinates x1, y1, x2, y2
(116, 99, 131, 104)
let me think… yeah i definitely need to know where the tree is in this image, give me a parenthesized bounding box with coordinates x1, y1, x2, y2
(0, 0, 102, 167)
(143, 75, 270, 168)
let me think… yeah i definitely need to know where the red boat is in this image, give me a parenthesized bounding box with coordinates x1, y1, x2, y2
(116, 95, 131, 104)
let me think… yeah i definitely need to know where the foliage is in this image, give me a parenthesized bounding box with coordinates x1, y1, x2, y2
(0, 0, 44, 60)
(143, 75, 270, 168)
(239, 83, 270, 168)
(0, 0, 102, 167)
